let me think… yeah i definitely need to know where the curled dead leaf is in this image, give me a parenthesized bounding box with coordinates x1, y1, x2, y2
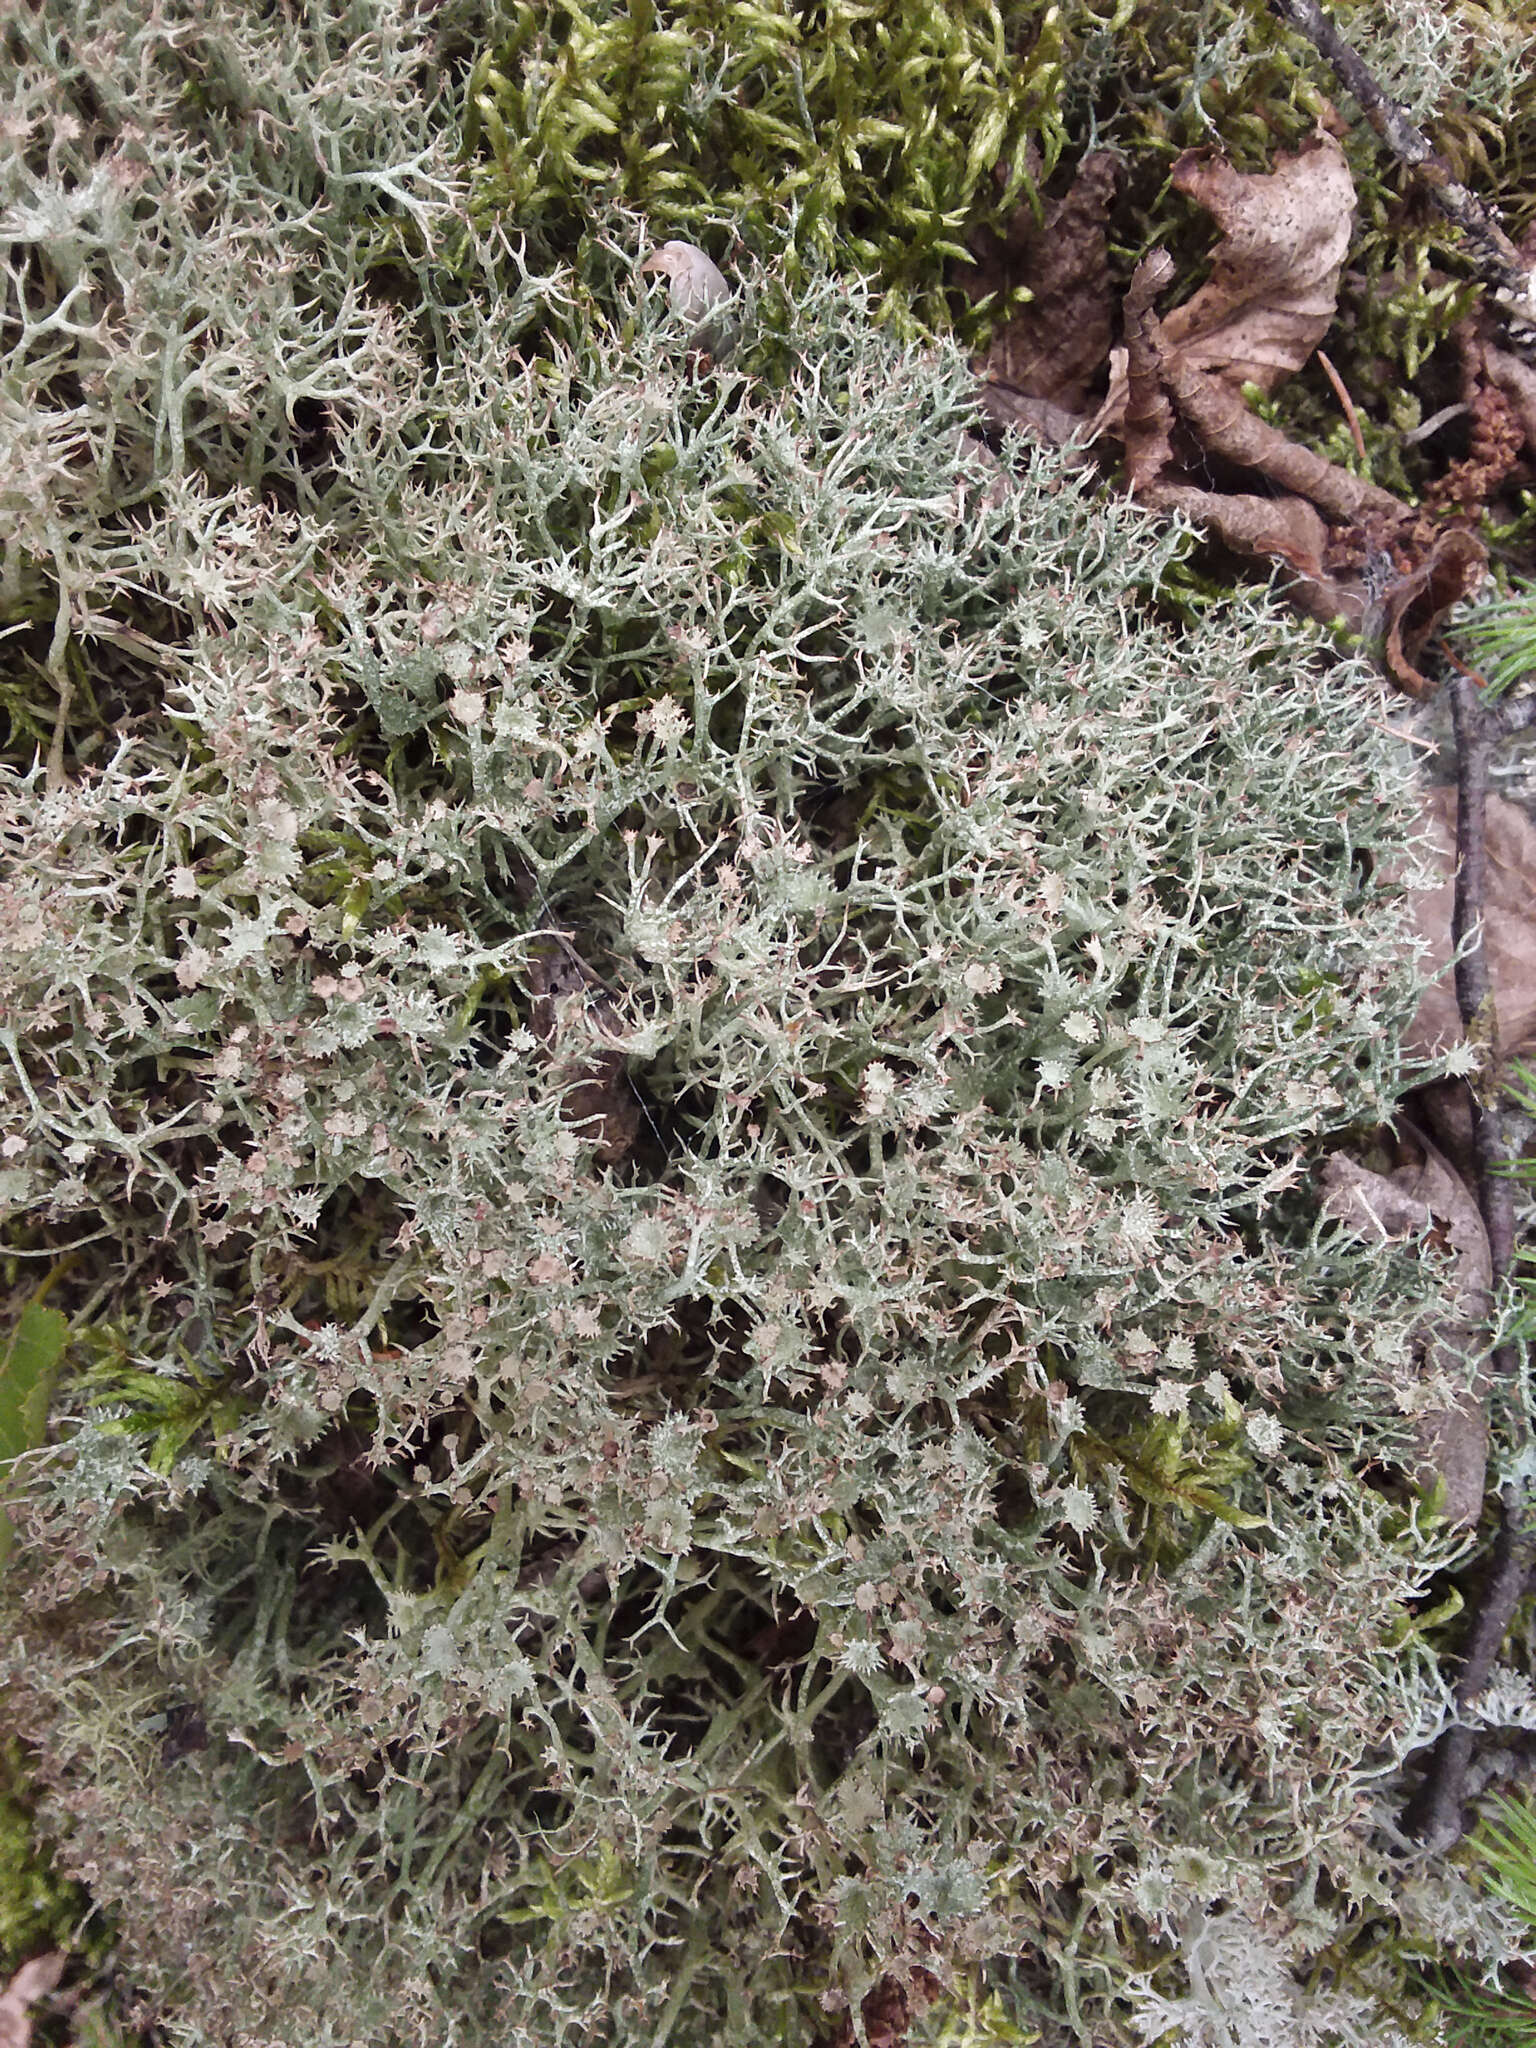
(0, 1954, 66, 2048)
(1097, 134, 1423, 608)
(1149, 341, 1401, 527)
(1403, 786, 1536, 1066)
(1114, 243, 1401, 606)
(1161, 133, 1356, 394)
(966, 131, 1499, 670)
(1140, 481, 1351, 621)
(1101, 131, 1357, 433)
(1379, 527, 1487, 697)
(1116, 250, 1179, 491)
(1320, 1128, 1491, 1525)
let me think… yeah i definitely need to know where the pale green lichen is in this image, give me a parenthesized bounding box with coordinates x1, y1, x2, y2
(0, 3, 1514, 2045)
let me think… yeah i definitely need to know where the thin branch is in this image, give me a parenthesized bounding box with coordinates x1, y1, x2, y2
(1403, 401, 1471, 448)
(1403, 670, 1536, 1850)
(1266, 0, 1536, 346)
(1315, 348, 1367, 465)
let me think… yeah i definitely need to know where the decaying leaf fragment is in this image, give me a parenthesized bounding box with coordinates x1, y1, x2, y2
(527, 936, 642, 1167)
(1115, 252, 1179, 487)
(970, 150, 1119, 415)
(1379, 527, 1487, 696)
(1100, 132, 1360, 431)
(964, 132, 1495, 660)
(1113, 245, 1385, 619)
(1097, 133, 1441, 615)
(1403, 786, 1536, 1067)
(0, 1955, 65, 2048)
(1158, 135, 1357, 394)
(1142, 331, 1403, 528)
(1320, 1130, 1491, 1525)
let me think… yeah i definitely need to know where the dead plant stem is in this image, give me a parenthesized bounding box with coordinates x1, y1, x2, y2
(1404, 670, 1535, 1850)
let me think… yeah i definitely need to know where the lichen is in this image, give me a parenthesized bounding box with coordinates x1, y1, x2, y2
(0, 2, 1509, 2044)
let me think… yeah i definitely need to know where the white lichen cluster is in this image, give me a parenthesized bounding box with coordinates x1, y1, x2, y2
(0, 2, 1513, 2044)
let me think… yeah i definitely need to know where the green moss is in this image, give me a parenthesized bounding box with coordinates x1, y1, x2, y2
(458, 0, 1070, 341)
(452, 0, 1536, 475)
(0, 1742, 92, 1972)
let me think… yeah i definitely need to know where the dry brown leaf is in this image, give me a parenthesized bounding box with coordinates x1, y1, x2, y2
(1139, 481, 1353, 620)
(1320, 1129, 1492, 1524)
(970, 152, 1119, 412)
(0, 1955, 66, 2048)
(1403, 787, 1536, 1065)
(1114, 243, 1400, 604)
(1380, 527, 1487, 697)
(1160, 133, 1356, 394)
(983, 135, 1507, 670)
(1117, 251, 1179, 491)
(973, 384, 1093, 462)
(527, 938, 641, 1166)
(1115, 249, 1390, 611)
(1096, 133, 1356, 436)
(1149, 343, 1402, 525)
(1089, 134, 1433, 610)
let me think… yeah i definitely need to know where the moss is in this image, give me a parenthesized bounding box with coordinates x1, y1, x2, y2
(456, 0, 1073, 341)
(0, 1742, 94, 1973)
(451, 0, 1536, 493)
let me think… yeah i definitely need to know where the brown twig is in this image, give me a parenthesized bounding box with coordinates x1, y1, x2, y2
(1315, 348, 1367, 465)
(1403, 667, 1536, 1851)
(1266, 0, 1536, 349)
(1445, 671, 1518, 1287)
